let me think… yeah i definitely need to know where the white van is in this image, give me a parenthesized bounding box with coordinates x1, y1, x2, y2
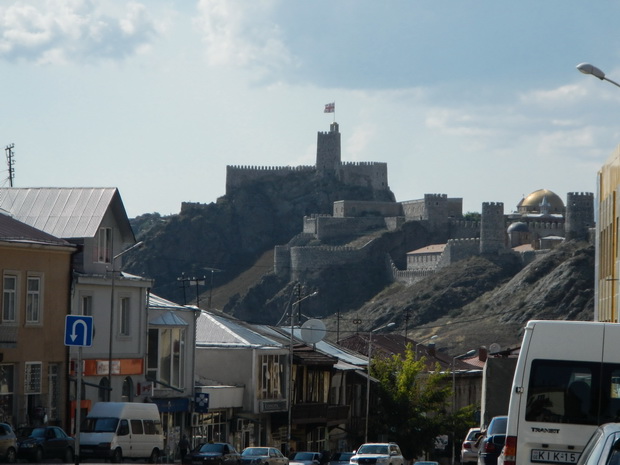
(503, 320, 620, 465)
(79, 402, 164, 463)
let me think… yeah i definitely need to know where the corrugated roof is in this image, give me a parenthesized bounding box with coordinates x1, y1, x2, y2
(149, 311, 189, 326)
(196, 311, 282, 348)
(0, 188, 133, 240)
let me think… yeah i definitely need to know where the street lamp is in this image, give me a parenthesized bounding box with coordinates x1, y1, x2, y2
(415, 335, 438, 361)
(287, 289, 318, 455)
(108, 241, 143, 398)
(452, 349, 476, 465)
(577, 63, 620, 89)
(365, 321, 396, 443)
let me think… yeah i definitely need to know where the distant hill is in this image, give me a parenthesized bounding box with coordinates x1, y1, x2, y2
(128, 172, 594, 354)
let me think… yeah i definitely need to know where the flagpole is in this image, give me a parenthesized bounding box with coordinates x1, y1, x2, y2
(333, 101, 336, 122)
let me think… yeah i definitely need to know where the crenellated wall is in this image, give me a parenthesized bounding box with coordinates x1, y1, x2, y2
(333, 200, 402, 218)
(565, 192, 595, 241)
(439, 238, 481, 268)
(449, 220, 481, 239)
(480, 202, 505, 254)
(289, 241, 373, 282)
(338, 161, 389, 190)
(226, 165, 316, 194)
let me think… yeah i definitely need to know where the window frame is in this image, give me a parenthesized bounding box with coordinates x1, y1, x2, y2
(2, 273, 18, 324)
(25, 275, 42, 324)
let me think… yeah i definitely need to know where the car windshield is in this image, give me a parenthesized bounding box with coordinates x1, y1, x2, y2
(332, 453, 353, 461)
(199, 444, 225, 453)
(294, 452, 317, 460)
(243, 448, 269, 457)
(80, 417, 119, 433)
(29, 428, 46, 438)
(358, 445, 388, 455)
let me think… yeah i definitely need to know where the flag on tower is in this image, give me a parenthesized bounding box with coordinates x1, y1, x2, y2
(324, 102, 335, 113)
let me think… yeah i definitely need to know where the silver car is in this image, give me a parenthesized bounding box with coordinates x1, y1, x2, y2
(241, 447, 289, 465)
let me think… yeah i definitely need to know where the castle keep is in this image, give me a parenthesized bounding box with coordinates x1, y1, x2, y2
(226, 122, 389, 194)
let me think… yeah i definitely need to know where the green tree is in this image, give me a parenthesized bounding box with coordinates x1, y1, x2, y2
(370, 344, 476, 460)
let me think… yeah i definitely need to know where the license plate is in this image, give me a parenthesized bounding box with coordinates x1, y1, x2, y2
(531, 449, 579, 464)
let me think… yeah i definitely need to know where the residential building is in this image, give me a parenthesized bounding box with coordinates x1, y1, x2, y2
(0, 212, 75, 428)
(0, 188, 153, 429)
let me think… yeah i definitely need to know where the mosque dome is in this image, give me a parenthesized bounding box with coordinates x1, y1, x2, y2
(507, 221, 529, 233)
(517, 189, 565, 215)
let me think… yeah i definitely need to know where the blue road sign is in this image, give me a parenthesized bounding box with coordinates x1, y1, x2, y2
(64, 315, 93, 347)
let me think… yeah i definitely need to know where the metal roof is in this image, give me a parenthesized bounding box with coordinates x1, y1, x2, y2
(0, 188, 134, 240)
(195, 311, 283, 348)
(0, 211, 72, 247)
(149, 311, 189, 326)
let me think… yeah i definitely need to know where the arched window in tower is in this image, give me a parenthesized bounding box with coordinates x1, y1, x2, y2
(122, 377, 134, 402)
(98, 377, 110, 402)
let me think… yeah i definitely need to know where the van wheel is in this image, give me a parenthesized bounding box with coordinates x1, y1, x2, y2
(64, 447, 75, 463)
(112, 448, 123, 463)
(149, 449, 159, 463)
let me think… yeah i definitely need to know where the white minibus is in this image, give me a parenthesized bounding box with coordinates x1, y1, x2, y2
(503, 320, 620, 465)
(79, 402, 164, 463)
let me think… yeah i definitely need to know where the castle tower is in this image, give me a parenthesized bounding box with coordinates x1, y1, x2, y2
(480, 202, 506, 254)
(565, 192, 594, 241)
(316, 122, 341, 174)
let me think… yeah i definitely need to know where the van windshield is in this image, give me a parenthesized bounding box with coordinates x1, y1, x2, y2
(81, 417, 119, 433)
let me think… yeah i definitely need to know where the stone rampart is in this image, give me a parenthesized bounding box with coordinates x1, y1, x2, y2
(290, 241, 373, 282)
(226, 165, 315, 194)
(449, 220, 481, 239)
(333, 199, 402, 218)
(388, 256, 436, 285)
(315, 216, 386, 241)
(385, 217, 406, 231)
(339, 161, 389, 191)
(439, 238, 480, 268)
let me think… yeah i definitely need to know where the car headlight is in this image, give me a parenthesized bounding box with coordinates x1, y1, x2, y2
(21, 442, 35, 448)
(350, 458, 358, 463)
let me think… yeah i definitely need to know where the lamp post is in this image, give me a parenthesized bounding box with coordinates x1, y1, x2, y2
(365, 321, 396, 443)
(287, 289, 318, 455)
(577, 63, 620, 89)
(452, 349, 476, 465)
(108, 241, 143, 398)
(415, 335, 438, 361)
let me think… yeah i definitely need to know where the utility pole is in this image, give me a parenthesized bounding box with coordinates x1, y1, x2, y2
(204, 267, 223, 309)
(5, 144, 14, 187)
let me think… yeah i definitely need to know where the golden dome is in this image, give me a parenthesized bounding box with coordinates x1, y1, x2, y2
(517, 189, 565, 214)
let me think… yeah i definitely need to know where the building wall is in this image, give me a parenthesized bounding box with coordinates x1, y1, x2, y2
(595, 145, 620, 322)
(0, 242, 73, 428)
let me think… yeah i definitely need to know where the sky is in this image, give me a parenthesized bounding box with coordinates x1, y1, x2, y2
(2, 1, 620, 218)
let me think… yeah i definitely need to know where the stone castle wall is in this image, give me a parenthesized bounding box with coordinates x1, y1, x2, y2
(439, 238, 481, 268)
(226, 165, 315, 194)
(338, 161, 389, 191)
(449, 220, 481, 239)
(565, 192, 595, 240)
(333, 200, 402, 218)
(289, 242, 373, 282)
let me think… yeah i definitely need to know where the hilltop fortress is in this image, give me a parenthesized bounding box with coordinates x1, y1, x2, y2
(226, 122, 595, 286)
(226, 122, 389, 194)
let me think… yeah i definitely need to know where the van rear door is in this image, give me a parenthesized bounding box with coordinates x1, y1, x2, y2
(512, 321, 605, 465)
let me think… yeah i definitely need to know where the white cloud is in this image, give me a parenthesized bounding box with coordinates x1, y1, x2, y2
(0, 0, 160, 64)
(194, 0, 297, 80)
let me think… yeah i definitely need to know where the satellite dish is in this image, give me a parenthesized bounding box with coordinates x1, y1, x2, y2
(301, 319, 326, 344)
(489, 343, 501, 355)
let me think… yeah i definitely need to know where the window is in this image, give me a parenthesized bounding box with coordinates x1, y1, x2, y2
(24, 362, 42, 394)
(48, 364, 59, 423)
(0, 365, 14, 425)
(99, 377, 110, 402)
(122, 377, 133, 402)
(147, 327, 186, 389)
(2, 275, 17, 323)
(130, 419, 144, 434)
(96, 227, 112, 263)
(258, 354, 285, 399)
(81, 295, 93, 316)
(119, 297, 130, 336)
(26, 276, 41, 323)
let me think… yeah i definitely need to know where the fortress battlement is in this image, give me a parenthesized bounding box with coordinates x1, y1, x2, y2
(425, 193, 448, 200)
(568, 192, 594, 197)
(483, 201, 504, 207)
(447, 238, 480, 246)
(529, 221, 564, 230)
(227, 164, 315, 172)
(450, 220, 480, 228)
(341, 161, 388, 167)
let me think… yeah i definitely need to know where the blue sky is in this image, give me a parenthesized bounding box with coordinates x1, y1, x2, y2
(2, 0, 620, 218)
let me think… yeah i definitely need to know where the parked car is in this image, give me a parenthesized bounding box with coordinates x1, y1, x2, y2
(289, 451, 322, 465)
(478, 416, 507, 465)
(241, 447, 289, 465)
(0, 423, 16, 463)
(328, 452, 353, 465)
(461, 427, 482, 464)
(576, 422, 620, 465)
(182, 442, 241, 465)
(16, 425, 75, 463)
(350, 443, 405, 465)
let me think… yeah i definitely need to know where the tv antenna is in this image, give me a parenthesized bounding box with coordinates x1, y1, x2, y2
(5, 144, 14, 187)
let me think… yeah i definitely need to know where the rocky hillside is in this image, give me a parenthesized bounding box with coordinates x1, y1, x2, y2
(127, 172, 595, 355)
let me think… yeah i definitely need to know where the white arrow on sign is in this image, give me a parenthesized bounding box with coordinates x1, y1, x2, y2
(70, 319, 89, 346)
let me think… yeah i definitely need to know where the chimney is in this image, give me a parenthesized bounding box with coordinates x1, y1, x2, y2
(479, 346, 488, 362)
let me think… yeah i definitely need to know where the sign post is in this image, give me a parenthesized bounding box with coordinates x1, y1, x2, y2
(65, 315, 93, 465)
